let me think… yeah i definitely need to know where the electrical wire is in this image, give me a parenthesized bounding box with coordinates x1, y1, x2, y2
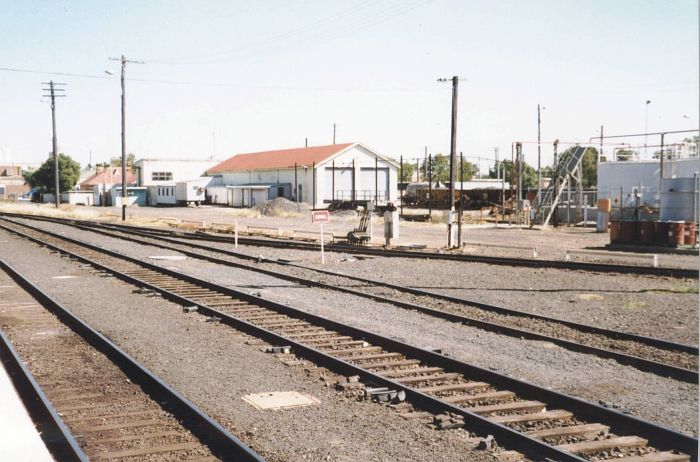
(146, 0, 431, 66)
(0, 65, 435, 92)
(147, 0, 378, 64)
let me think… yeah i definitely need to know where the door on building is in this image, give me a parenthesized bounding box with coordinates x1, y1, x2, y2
(324, 167, 354, 201)
(252, 189, 268, 205)
(358, 167, 389, 202)
(232, 188, 243, 207)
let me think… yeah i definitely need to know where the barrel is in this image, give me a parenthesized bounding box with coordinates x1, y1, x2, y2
(684, 222, 696, 246)
(609, 221, 621, 243)
(636, 221, 654, 245)
(654, 221, 669, 245)
(619, 221, 636, 244)
(668, 221, 685, 246)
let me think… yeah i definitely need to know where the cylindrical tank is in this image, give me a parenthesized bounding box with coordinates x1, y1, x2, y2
(654, 221, 670, 245)
(668, 221, 685, 246)
(636, 221, 654, 245)
(609, 221, 621, 243)
(684, 222, 696, 246)
(619, 221, 636, 244)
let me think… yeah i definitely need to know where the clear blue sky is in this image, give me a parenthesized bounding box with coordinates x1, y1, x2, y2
(1, 0, 697, 172)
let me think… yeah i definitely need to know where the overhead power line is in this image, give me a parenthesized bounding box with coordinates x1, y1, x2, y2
(146, 0, 430, 66)
(0, 66, 434, 92)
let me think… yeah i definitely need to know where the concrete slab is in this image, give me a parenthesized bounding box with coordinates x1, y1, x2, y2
(0, 360, 54, 461)
(148, 255, 187, 261)
(242, 391, 320, 410)
(51, 275, 77, 279)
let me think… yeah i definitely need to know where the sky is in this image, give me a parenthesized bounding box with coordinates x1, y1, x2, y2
(0, 0, 698, 173)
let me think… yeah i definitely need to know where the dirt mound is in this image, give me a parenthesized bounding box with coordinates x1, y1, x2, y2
(253, 197, 310, 216)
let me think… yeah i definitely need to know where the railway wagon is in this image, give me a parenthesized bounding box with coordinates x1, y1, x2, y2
(404, 185, 510, 209)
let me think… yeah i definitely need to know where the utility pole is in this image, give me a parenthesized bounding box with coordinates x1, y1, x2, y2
(458, 152, 464, 246)
(42, 81, 66, 208)
(109, 55, 144, 221)
(537, 104, 543, 207)
(516, 142, 523, 201)
(438, 76, 460, 247)
(644, 100, 651, 157)
(333, 123, 336, 145)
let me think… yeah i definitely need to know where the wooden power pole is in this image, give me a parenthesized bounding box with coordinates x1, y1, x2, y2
(109, 55, 144, 221)
(42, 80, 66, 208)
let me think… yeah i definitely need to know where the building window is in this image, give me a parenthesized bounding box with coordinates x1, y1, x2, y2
(152, 172, 173, 181)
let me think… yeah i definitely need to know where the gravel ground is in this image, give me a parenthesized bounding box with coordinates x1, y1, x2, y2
(0, 229, 499, 462)
(6, 220, 697, 436)
(42, 220, 697, 368)
(3, 203, 697, 268)
(145, 231, 698, 346)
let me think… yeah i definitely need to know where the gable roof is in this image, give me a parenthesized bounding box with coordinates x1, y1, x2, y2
(207, 143, 355, 174)
(80, 168, 136, 186)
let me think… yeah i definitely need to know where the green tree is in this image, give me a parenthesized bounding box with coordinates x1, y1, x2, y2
(458, 160, 478, 181)
(489, 159, 537, 189)
(25, 153, 81, 194)
(580, 147, 597, 188)
(109, 153, 136, 167)
(615, 149, 635, 161)
(419, 154, 477, 182)
(421, 154, 450, 182)
(554, 146, 598, 188)
(399, 161, 416, 182)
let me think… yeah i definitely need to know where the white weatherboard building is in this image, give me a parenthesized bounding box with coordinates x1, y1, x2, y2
(206, 143, 399, 208)
(134, 158, 219, 187)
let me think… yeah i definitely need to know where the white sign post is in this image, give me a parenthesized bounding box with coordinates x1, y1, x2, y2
(312, 210, 330, 265)
(234, 220, 239, 248)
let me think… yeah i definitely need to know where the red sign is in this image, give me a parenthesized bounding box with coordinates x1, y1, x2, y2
(312, 210, 329, 223)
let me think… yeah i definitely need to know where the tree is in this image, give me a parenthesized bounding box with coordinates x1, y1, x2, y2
(489, 159, 537, 189)
(109, 153, 136, 167)
(421, 154, 450, 182)
(25, 153, 81, 194)
(580, 147, 597, 188)
(399, 161, 416, 182)
(459, 159, 478, 181)
(419, 154, 477, 182)
(553, 146, 598, 188)
(615, 148, 635, 161)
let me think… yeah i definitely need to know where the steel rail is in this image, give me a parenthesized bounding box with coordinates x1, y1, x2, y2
(13, 215, 697, 382)
(0, 329, 87, 462)
(0, 219, 696, 461)
(0, 212, 695, 278)
(0, 258, 267, 462)
(102, 219, 699, 279)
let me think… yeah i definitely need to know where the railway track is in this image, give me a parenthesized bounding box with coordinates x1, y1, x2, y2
(76, 215, 700, 278)
(0, 212, 696, 278)
(0, 259, 265, 461)
(0, 217, 696, 461)
(9, 215, 697, 383)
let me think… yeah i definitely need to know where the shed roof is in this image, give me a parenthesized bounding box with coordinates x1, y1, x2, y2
(207, 143, 355, 174)
(80, 168, 136, 186)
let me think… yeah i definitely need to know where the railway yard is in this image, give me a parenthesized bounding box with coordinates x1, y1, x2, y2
(0, 205, 697, 462)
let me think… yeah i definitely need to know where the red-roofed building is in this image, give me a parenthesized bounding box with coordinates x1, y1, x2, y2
(206, 142, 398, 208)
(79, 166, 137, 206)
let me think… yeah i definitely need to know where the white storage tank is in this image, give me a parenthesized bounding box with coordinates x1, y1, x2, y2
(660, 176, 700, 222)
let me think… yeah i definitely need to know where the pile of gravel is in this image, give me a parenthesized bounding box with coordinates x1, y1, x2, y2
(253, 197, 310, 216)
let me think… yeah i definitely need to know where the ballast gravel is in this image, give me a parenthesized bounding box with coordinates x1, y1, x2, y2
(0, 229, 498, 462)
(6, 220, 697, 436)
(178, 236, 699, 345)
